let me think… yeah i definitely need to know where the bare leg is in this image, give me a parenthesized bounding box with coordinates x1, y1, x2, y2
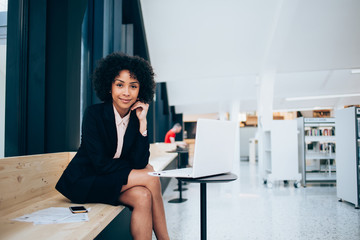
(119, 186, 153, 240)
(121, 165, 169, 240)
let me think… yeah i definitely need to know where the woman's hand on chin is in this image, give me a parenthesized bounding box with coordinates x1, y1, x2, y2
(131, 101, 149, 121)
(131, 101, 149, 134)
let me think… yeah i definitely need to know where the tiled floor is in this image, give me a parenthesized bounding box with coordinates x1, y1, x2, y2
(157, 161, 360, 240)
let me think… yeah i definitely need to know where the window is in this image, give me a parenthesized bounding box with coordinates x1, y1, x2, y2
(0, 0, 8, 158)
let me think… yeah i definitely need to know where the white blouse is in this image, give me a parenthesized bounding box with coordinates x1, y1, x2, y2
(113, 105, 130, 159)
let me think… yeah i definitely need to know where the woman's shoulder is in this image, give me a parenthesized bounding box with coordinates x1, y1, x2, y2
(85, 102, 110, 113)
(83, 102, 114, 123)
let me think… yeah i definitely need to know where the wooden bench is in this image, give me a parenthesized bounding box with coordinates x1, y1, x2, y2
(0, 143, 177, 240)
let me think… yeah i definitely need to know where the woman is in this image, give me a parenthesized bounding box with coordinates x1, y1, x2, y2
(56, 52, 169, 240)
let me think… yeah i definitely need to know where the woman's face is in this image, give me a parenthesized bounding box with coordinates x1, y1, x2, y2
(111, 70, 140, 117)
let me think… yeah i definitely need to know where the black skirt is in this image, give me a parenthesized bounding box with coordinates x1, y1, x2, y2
(84, 167, 132, 206)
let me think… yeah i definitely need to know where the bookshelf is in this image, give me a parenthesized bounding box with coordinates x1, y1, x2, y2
(298, 118, 336, 186)
(263, 120, 301, 188)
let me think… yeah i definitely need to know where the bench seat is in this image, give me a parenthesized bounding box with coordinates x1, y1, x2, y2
(0, 143, 177, 240)
(0, 192, 124, 240)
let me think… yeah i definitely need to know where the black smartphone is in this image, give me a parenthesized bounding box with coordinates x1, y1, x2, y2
(69, 206, 88, 214)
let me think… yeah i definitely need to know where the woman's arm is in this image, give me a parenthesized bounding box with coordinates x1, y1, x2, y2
(129, 132, 150, 169)
(129, 101, 150, 169)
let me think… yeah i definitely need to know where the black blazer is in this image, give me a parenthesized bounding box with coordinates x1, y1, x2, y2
(56, 101, 150, 203)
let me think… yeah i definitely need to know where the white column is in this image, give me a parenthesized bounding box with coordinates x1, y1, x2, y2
(218, 101, 228, 121)
(256, 0, 300, 181)
(257, 74, 275, 180)
(230, 101, 240, 122)
(257, 73, 275, 131)
(230, 101, 241, 171)
(218, 101, 241, 170)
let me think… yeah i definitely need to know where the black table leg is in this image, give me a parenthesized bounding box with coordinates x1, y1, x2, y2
(169, 153, 188, 203)
(168, 180, 188, 203)
(174, 153, 188, 191)
(173, 179, 188, 192)
(179, 179, 183, 199)
(200, 182, 207, 240)
(178, 174, 237, 240)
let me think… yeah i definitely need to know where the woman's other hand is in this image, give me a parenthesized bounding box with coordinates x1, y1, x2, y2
(131, 101, 149, 135)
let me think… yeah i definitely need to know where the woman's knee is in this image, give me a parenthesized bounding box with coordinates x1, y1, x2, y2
(126, 167, 162, 192)
(119, 186, 152, 209)
(132, 187, 153, 209)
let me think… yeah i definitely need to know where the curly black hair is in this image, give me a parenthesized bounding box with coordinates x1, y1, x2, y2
(92, 52, 155, 104)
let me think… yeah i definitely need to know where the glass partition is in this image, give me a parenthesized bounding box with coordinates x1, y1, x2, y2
(0, 0, 8, 158)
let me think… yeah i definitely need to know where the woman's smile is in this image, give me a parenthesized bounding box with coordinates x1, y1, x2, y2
(119, 98, 132, 104)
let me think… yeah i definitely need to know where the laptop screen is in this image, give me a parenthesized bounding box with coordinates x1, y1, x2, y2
(192, 119, 237, 178)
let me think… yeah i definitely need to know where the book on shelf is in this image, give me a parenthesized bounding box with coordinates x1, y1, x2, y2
(305, 127, 335, 136)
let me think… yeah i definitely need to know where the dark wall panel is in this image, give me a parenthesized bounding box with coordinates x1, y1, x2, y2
(45, 0, 68, 152)
(27, 0, 47, 154)
(155, 83, 171, 142)
(122, 0, 149, 60)
(65, 0, 87, 151)
(45, 0, 87, 153)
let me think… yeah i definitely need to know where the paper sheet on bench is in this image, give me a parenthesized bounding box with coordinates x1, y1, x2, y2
(12, 207, 89, 225)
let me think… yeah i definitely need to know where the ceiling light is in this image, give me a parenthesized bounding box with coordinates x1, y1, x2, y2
(285, 93, 360, 101)
(273, 107, 333, 112)
(351, 69, 360, 74)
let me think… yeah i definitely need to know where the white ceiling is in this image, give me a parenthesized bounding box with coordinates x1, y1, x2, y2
(141, 0, 360, 114)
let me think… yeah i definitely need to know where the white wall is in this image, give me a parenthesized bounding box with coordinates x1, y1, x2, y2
(183, 113, 219, 122)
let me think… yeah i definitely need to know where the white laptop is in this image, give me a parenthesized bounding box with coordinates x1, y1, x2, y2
(148, 118, 237, 178)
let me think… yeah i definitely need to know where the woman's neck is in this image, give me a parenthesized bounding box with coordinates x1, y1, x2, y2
(113, 104, 130, 118)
